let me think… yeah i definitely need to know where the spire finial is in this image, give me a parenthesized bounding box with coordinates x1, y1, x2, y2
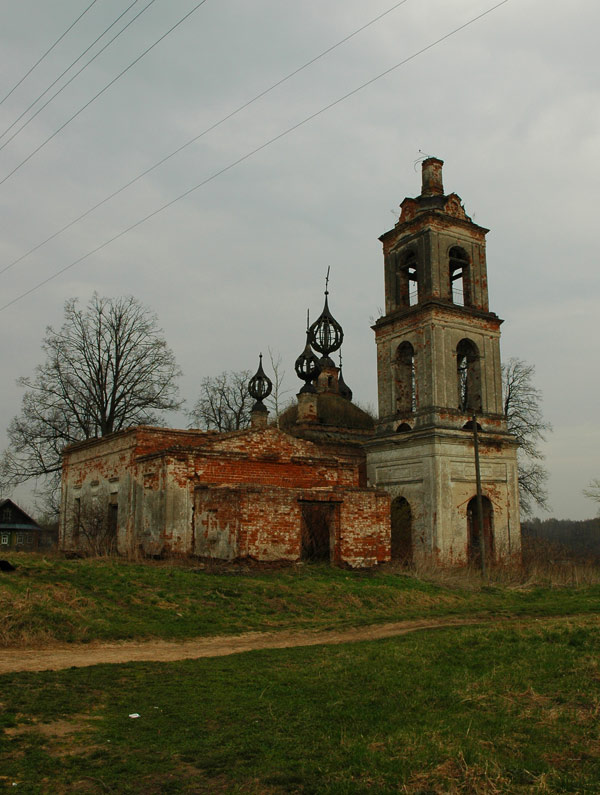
(325, 266, 330, 296)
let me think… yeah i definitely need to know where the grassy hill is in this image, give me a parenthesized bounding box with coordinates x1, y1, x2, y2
(1, 551, 600, 648)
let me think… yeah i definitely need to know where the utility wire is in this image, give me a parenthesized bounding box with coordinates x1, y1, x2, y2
(0, 0, 99, 106)
(0, 0, 211, 187)
(0, 0, 510, 313)
(0, 0, 154, 152)
(0, 0, 412, 278)
(0, 0, 143, 146)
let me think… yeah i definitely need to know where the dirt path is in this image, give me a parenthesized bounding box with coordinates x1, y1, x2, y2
(0, 615, 585, 674)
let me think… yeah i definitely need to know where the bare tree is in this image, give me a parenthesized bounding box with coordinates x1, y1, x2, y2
(188, 370, 252, 432)
(0, 294, 182, 504)
(502, 357, 552, 515)
(71, 499, 117, 557)
(266, 348, 292, 428)
(583, 479, 600, 515)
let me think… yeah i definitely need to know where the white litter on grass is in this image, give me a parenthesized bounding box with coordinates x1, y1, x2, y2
(128, 713, 140, 719)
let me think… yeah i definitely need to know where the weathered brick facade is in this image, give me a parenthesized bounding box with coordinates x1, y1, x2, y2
(60, 426, 390, 567)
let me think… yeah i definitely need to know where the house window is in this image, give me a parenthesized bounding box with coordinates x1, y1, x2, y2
(16, 533, 24, 546)
(449, 247, 471, 306)
(1, 534, 8, 545)
(2, 507, 11, 521)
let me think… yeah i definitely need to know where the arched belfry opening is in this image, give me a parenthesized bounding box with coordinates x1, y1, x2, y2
(391, 496, 412, 563)
(395, 341, 416, 415)
(456, 339, 481, 412)
(467, 496, 494, 566)
(394, 250, 419, 309)
(449, 247, 471, 306)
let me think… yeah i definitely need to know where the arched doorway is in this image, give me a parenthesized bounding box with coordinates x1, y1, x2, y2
(467, 496, 494, 566)
(391, 497, 412, 564)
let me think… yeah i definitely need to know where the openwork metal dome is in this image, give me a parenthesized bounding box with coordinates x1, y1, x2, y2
(248, 353, 272, 410)
(308, 271, 343, 364)
(295, 315, 321, 394)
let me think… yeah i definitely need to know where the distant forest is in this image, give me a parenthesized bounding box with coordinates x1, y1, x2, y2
(522, 517, 600, 559)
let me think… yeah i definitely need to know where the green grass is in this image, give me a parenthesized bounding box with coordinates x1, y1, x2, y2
(1, 617, 599, 793)
(2, 553, 600, 647)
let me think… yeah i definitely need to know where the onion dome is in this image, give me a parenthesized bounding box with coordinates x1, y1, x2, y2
(308, 270, 343, 366)
(295, 315, 321, 394)
(248, 353, 272, 411)
(338, 351, 353, 402)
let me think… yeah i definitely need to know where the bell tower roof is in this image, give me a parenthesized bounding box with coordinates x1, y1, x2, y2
(380, 157, 488, 246)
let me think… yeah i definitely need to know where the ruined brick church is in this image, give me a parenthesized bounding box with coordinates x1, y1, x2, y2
(59, 159, 521, 566)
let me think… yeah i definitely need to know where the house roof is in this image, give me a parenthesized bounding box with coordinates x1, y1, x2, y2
(0, 499, 41, 530)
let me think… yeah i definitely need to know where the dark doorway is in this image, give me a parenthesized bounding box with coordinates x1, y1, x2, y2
(301, 502, 334, 562)
(467, 496, 494, 565)
(391, 496, 412, 564)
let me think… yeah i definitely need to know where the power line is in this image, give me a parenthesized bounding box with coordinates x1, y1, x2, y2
(0, 0, 412, 278)
(0, 0, 99, 106)
(0, 0, 511, 313)
(0, 0, 144, 146)
(0, 0, 211, 187)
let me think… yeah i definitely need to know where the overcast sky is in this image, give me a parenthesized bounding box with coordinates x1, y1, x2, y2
(0, 0, 598, 519)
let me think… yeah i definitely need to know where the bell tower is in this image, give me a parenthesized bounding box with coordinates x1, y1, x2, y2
(366, 158, 520, 565)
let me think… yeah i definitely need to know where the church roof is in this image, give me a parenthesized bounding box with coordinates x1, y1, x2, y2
(279, 393, 374, 434)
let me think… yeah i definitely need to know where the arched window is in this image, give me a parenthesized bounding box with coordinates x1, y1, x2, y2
(449, 247, 471, 306)
(467, 495, 494, 565)
(456, 339, 481, 412)
(391, 496, 412, 564)
(395, 341, 416, 414)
